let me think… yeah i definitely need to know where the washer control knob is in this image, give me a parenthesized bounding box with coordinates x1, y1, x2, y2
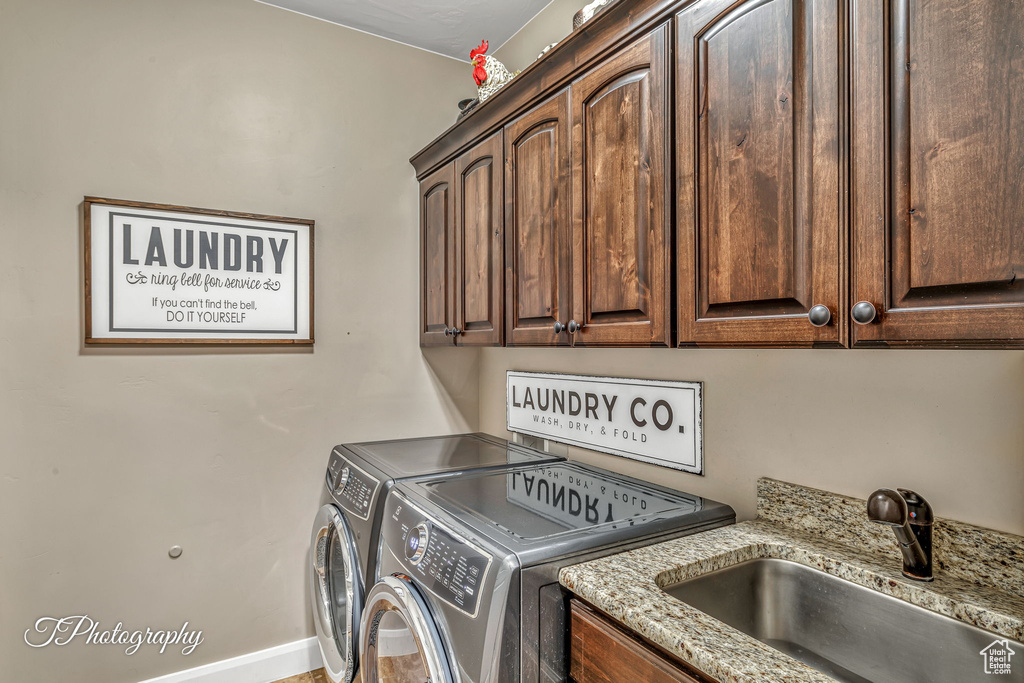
(334, 466, 350, 495)
(406, 523, 429, 565)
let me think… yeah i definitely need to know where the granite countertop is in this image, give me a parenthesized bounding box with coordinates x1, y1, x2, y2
(559, 479, 1024, 683)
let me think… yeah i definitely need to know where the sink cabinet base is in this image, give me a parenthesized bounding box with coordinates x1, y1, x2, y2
(570, 599, 717, 683)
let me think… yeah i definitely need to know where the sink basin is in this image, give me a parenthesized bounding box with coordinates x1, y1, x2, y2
(663, 558, 1023, 683)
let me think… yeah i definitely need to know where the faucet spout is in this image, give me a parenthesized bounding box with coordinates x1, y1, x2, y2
(867, 488, 934, 581)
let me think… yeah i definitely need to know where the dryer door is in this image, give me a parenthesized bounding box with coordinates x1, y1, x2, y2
(310, 504, 364, 683)
(360, 574, 454, 683)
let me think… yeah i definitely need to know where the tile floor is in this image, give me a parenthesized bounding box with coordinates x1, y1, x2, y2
(272, 669, 331, 683)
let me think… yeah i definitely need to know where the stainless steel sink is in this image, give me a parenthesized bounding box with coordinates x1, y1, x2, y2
(663, 558, 1023, 683)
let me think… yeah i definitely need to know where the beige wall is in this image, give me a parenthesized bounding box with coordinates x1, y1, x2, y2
(480, 349, 1024, 535)
(484, 0, 1024, 537)
(0, 1, 475, 681)
(494, 0, 584, 72)
(3, 0, 1023, 681)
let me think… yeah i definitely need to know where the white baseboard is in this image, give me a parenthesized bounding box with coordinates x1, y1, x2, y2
(137, 636, 323, 683)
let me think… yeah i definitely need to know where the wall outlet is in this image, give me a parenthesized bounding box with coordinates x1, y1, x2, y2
(513, 433, 568, 456)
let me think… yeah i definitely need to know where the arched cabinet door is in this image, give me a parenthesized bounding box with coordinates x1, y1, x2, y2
(851, 0, 1024, 347)
(504, 89, 573, 347)
(419, 164, 456, 346)
(676, 0, 844, 347)
(455, 131, 504, 346)
(571, 24, 672, 347)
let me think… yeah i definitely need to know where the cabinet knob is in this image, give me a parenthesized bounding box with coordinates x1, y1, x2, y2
(808, 305, 832, 327)
(443, 327, 451, 337)
(567, 320, 582, 334)
(553, 321, 566, 334)
(450, 327, 462, 336)
(851, 301, 878, 325)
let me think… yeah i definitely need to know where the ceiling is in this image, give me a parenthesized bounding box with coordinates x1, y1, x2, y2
(257, 0, 554, 61)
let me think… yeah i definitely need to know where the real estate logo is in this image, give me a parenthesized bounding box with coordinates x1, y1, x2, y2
(981, 639, 1016, 675)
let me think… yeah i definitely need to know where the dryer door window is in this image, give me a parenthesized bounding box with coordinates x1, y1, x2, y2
(360, 575, 453, 683)
(310, 504, 364, 683)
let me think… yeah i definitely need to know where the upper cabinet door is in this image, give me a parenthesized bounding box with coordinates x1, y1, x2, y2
(571, 25, 672, 347)
(419, 164, 456, 346)
(504, 89, 573, 347)
(676, 0, 843, 347)
(455, 131, 504, 346)
(851, 1, 1024, 347)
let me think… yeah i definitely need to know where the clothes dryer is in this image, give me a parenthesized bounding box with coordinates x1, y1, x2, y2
(361, 460, 734, 683)
(310, 433, 565, 683)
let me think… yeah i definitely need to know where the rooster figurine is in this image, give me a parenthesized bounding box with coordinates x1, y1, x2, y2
(470, 40, 516, 102)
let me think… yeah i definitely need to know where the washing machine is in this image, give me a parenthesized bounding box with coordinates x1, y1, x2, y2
(309, 433, 566, 683)
(361, 460, 735, 683)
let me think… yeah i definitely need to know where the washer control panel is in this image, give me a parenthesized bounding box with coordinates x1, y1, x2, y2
(327, 451, 380, 520)
(386, 495, 491, 617)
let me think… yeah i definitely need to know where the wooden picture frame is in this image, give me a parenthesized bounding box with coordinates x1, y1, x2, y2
(84, 196, 314, 345)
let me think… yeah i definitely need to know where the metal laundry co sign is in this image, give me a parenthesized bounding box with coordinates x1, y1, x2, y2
(506, 372, 703, 475)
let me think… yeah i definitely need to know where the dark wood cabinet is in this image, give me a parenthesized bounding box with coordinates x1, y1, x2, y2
(571, 24, 673, 347)
(570, 599, 716, 683)
(850, 0, 1024, 347)
(455, 131, 504, 345)
(676, 0, 844, 347)
(414, 0, 1024, 350)
(419, 164, 456, 346)
(504, 27, 672, 348)
(504, 89, 573, 347)
(420, 133, 504, 346)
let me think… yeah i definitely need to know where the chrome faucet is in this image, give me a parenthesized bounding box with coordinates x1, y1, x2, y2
(867, 488, 933, 581)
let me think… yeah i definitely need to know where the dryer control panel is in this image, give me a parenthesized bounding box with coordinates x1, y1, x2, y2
(384, 494, 492, 617)
(327, 451, 380, 520)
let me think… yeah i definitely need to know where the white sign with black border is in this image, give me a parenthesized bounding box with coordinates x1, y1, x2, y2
(85, 197, 313, 344)
(506, 371, 703, 475)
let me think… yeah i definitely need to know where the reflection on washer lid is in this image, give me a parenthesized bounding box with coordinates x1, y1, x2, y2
(416, 461, 716, 549)
(341, 433, 555, 478)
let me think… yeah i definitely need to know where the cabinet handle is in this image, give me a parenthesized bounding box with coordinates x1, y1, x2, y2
(443, 327, 451, 337)
(567, 320, 582, 334)
(808, 305, 832, 327)
(450, 327, 462, 336)
(851, 301, 878, 325)
(553, 321, 566, 334)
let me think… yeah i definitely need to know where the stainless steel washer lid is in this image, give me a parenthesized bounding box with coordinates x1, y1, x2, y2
(337, 433, 562, 479)
(310, 504, 364, 683)
(407, 461, 736, 567)
(360, 574, 454, 683)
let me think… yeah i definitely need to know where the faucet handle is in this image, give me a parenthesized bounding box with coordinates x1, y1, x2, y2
(867, 488, 909, 526)
(868, 489, 917, 548)
(896, 488, 933, 525)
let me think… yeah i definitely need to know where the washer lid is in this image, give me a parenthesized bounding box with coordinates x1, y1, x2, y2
(339, 433, 561, 478)
(412, 462, 734, 562)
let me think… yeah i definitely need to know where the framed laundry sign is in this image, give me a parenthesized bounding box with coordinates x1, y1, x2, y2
(506, 371, 704, 475)
(84, 197, 313, 344)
